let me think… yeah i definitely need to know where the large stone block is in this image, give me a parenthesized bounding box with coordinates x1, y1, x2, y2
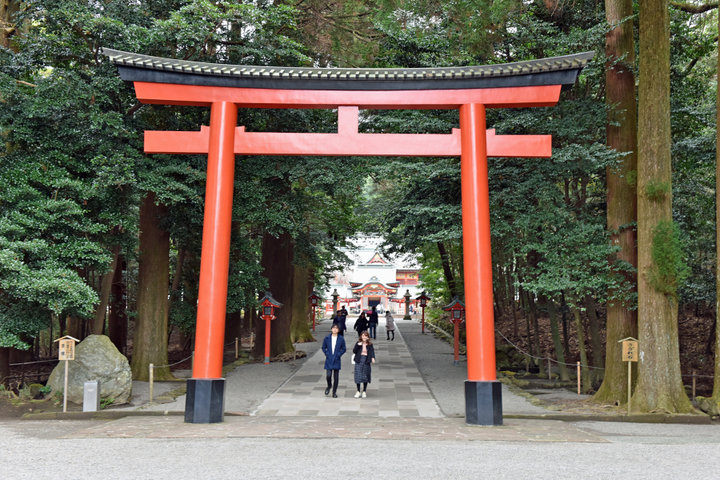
(48, 335, 132, 405)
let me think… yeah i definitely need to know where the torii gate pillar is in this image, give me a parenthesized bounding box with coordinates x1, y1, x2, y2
(460, 103, 501, 424)
(183, 101, 237, 423)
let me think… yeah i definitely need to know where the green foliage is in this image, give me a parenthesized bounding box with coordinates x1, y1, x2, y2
(666, 5, 717, 310)
(0, 0, 716, 365)
(648, 220, 689, 300)
(624, 169, 637, 188)
(644, 180, 672, 201)
(0, 64, 126, 347)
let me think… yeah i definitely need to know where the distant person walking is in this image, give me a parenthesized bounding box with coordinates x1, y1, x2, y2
(332, 309, 347, 336)
(352, 330, 375, 398)
(385, 311, 395, 341)
(339, 306, 348, 335)
(322, 324, 346, 398)
(353, 311, 369, 337)
(368, 306, 379, 339)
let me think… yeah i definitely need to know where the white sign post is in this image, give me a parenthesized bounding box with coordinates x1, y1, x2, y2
(54, 335, 79, 413)
(619, 337, 639, 415)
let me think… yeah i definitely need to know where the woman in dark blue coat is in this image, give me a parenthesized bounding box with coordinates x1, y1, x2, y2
(321, 323, 346, 398)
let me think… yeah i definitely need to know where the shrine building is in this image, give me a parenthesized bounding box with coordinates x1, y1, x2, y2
(325, 236, 421, 316)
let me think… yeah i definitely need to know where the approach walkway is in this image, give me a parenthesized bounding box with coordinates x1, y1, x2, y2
(252, 320, 443, 417)
(123, 315, 550, 419)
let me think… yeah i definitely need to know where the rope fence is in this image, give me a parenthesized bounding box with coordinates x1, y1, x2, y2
(426, 318, 716, 397)
(147, 336, 251, 402)
(9, 358, 58, 367)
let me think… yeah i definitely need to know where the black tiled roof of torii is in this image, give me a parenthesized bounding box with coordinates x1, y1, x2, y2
(101, 48, 595, 91)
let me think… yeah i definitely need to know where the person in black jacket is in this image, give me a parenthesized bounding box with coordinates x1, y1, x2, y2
(353, 312, 369, 337)
(332, 309, 347, 336)
(352, 330, 375, 398)
(368, 306, 379, 339)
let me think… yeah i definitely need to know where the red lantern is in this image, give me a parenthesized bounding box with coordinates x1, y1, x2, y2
(443, 297, 465, 365)
(309, 291, 320, 307)
(259, 292, 283, 364)
(308, 291, 321, 331)
(416, 291, 431, 334)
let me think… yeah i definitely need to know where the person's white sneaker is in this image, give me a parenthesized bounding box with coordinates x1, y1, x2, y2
(361, 392, 367, 398)
(354, 391, 361, 398)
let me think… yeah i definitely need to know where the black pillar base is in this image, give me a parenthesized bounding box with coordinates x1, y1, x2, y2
(465, 380, 503, 426)
(185, 378, 225, 423)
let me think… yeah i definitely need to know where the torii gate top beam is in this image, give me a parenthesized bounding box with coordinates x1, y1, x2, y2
(102, 49, 593, 109)
(102, 49, 593, 157)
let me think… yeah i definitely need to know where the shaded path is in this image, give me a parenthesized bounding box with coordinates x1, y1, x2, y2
(252, 319, 443, 417)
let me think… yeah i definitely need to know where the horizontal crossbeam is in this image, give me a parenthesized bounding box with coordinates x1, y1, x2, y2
(145, 128, 550, 157)
(145, 106, 551, 157)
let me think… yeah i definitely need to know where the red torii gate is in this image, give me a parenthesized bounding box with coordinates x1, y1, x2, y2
(104, 49, 591, 425)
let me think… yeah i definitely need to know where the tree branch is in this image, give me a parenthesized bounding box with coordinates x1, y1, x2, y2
(126, 102, 143, 116)
(670, 1, 718, 13)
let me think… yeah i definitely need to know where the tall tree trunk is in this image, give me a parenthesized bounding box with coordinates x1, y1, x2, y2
(526, 292, 543, 374)
(245, 305, 258, 346)
(585, 295, 604, 387)
(520, 288, 534, 361)
(171, 247, 185, 295)
(632, 0, 692, 413)
(91, 246, 120, 335)
(224, 311, 242, 349)
(714, 7, 720, 403)
(0, 0, 20, 49)
(168, 246, 185, 347)
(493, 264, 506, 320)
(531, 304, 544, 376)
(547, 300, 570, 381)
(560, 293, 570, 359)
(0, 347, 9, 385)
(595, 0, 639, 406)
(290, 264, 314, 343)
(66, 316, 83, 340)
(509, 270, 519, 337)
(573, 307, 591, 393)
(437, 241, 458, 298)
(253, 232, 294, 358)
(131, 193, 173, 381)
(108, 255, 127, 355)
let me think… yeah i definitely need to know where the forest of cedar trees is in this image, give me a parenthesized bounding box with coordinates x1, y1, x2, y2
(2, 0, 720, 414)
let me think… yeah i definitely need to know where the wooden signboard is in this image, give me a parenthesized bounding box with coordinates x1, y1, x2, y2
(621, 339, 638, 362)
(58, 339, 75, 361)
(53, 335, 79, 413)
(618, 337, 639, 416)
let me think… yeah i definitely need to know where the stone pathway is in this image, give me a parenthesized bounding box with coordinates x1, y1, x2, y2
(252, 323, 443, 418)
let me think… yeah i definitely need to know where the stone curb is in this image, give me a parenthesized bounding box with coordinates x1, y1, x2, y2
(21, 409, 711, 425)
(504, 413, 713, 424)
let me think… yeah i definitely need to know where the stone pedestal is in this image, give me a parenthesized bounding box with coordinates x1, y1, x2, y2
(465, 380, 502, 425)
(185, 378, 225, 423)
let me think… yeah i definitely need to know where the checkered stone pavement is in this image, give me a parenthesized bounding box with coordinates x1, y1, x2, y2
(252, 322, 444, 418)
